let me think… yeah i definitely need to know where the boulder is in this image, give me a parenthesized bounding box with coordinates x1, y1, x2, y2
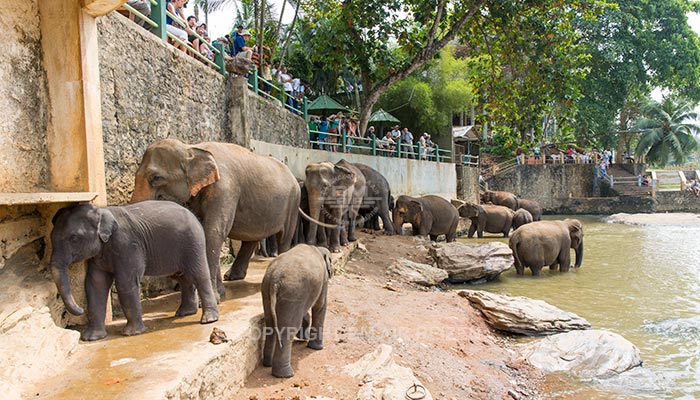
(459, 290, 591, 335)
(521, 329, 643, 379)
(344, 344, 433, 400)
(387, 259, 448, 286)
(429, 242, 513, 283)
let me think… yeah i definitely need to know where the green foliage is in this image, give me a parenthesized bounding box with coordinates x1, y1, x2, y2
(635, 96, 700, 167)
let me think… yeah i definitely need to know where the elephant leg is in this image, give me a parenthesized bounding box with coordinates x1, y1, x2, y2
(190, 265, 219, 324)
(329, 208, 343, 252)
(347, 205, 360, 242)
(514, 261, 525, 275)
(267, 234, 279, 257)
(468, 223, 477, 238)
(308, 299, 327, 350)
(530, 265, 543, 276)
(549, 263, 559, 271)
(429, 234, 438, 241)
(271, 308, 302, 378)
(205, 231, 227, 298)
(174, 274, 198, 317)
(559, 252, 572, 272)
(258, 238, 269, 257)
(297, 311, 310, 340)
(224, 241, 258, 281)
(115, 272, 146, 336)
(477, 221, 486, 238)
(82, 268, 114, 341)
(379, 202, 394, 234)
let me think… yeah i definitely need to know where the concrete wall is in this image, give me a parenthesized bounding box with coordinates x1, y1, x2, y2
(491, 164, 600, 212)
(456, 165, 480, 203)
(0, 0, 50, 192)
(96, 14, 309, 204)
(251, 140, 457, 199)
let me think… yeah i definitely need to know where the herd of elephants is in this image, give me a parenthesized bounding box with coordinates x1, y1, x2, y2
(47, 138, 584, 378)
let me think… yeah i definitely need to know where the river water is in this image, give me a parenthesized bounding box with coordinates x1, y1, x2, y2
(458, 215, 700, 399)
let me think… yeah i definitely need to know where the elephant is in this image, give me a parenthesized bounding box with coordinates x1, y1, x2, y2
(508, 219, 584, 276)
(512, 208, 534, 230)
(304, 160, 366, 252)
(481, 190, 518, 211)
(516, 198, 542, 221)
(49, 201, 219, 341)
(457, 202, 515, 238)
(130, 138, 300, 297)
(261, 244, 332, 378)
(352, 163, 395, 235)
(393, 195, 460, 242)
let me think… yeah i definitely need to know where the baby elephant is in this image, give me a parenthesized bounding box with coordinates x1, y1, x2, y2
(50, 201, 219, 341)
(261, 244, 333, 378)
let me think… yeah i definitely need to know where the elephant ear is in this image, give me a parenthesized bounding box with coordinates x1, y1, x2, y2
(96, 208, 119, 243)
(568, 219, 583, 236)
(185, 147, 220, 197)
(409, 200, 423, 212)
(321, 249, 334, 278)
(334, 164, 356, 183)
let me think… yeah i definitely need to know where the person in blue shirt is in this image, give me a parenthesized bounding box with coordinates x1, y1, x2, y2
(233, 29, 252, 59)
(318, 117, 329, 151)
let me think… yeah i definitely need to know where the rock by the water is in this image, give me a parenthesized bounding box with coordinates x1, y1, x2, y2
(521, 329, 642, 379)
(459, 290, 591, 335)
(344, 344, 433, 400)
(430, 242, 513, 283)
(387, 258, 448, 286)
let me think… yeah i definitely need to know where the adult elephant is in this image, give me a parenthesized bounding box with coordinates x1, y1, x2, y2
(516, 198, 542, 221)
(481, 190, 518, 211)
(457, 202, 515, 238)
(353, 163, 394, 235)
(304, 160, 366, 252)
(508, 219, 584, 276)
(393, 195, 459, 242)
(130, 138, 300, 297)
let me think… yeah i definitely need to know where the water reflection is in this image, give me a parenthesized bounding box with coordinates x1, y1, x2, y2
(456, 215, 700, 399)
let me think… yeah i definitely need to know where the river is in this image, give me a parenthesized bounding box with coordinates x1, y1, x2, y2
(458, 215, 700, 399)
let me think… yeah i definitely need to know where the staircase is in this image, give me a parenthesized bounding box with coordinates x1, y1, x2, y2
(608, 165, 650, 196)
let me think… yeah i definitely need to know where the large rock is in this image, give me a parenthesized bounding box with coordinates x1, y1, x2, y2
(344, 344, 433, 400)
(459, 290, 591, 335)
(387, 258, 448, 286)
(521, 330, 643, 379)
(429, 242, 513, 283)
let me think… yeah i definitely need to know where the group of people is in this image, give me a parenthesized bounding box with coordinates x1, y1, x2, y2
(308, 118, 437, 160)
(684, 178, 700, 196)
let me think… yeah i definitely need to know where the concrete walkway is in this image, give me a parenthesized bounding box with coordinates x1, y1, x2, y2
(35, 244, 355, 400)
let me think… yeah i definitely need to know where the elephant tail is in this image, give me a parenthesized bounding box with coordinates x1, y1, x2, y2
(269, 283, 283, 348)
(510, 237, 523, 268)
(298, 207, 344, 229)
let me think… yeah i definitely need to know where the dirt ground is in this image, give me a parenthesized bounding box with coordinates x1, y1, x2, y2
(235, 230, 548, 400)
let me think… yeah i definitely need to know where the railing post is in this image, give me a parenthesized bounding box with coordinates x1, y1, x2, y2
(435, 144, 440, 162)
(418, 142, 422, 160)
(252, 67, 259, 94)
(396, 142, 401, 158)
(341, 130, 347, 153)
(214, 42, 226, 75)
(152, 0, 167, 41)
(371, 134, 377, 156)
(303, 97, 308, 121)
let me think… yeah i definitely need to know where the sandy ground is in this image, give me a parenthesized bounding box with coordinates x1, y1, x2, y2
(235, 230, 547, 400)
(606, 212, 700, 225)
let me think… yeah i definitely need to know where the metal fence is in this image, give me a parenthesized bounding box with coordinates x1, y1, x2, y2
(308, 131, 452, 162)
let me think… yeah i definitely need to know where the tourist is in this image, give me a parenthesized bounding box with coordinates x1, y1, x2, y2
(234, 29, 253, 59)
(308, 116, 319, 149)
(533, 145, 541, 161)
(599, 157, 608, 179)
(327, 114, 340, 152)
(391, 125, 401, 142)
(378, 131, 396, 155)
(400, 127, 414, 158)
(186, 16, 200, 54)
(277, 67, 294, 109)
(516, 147, 523, 164)
(165, 0, 188, 52)
(126, 0, 151, 29)
(318, 116, 329, 151)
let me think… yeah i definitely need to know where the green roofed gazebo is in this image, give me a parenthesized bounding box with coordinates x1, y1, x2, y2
(307, 95, 349, 115)
(368, 108, 400, 136)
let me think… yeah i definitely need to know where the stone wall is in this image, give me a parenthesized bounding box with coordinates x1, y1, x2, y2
(655, 191, 700, 213)
(456, 165, 480, 203)
(491, 164, 600, 212)
(96, 14, 309, 204)
(0, 0, 50, 192)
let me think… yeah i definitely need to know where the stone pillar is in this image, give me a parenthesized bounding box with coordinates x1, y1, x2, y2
(227, 77, 252, 147)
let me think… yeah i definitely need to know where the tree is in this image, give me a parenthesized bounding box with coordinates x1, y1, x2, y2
(296, 0, 487, 135)
(635, 97, 700, 167)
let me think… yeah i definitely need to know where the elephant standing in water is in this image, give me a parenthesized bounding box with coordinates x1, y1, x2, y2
(131, 139, 300, 297)
(457, 202, 514, 238)
(512, 208, 534, 230)
(481, 190, 518, 211)
(509, 219, 584, 276)
(393, 195, 459, 242)
(516, 198, 542, 221)
(261, 244, 332, 378)
(49, 202, 218, 341)
(304, 160, 366, 252)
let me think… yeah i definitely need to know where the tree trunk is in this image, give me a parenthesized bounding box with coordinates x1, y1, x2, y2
(258, 0, 265, 64)
(276, 0, 300, 69)
(617, 110, 628, 164)
(271, 0, 287, 56)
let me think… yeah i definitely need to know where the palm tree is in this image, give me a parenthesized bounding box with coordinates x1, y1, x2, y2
(634, 97, 700, 167)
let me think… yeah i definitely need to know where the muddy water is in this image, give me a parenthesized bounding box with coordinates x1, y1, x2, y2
(458, 215, 700, 399)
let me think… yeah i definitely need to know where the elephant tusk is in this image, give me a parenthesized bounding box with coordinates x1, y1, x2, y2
(298, 207, 344, 229)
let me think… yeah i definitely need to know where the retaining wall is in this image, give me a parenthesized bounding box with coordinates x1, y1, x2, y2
(251, 140, 457, 199)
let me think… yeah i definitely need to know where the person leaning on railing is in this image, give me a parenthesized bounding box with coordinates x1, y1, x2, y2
(165, 0, 188, 51)
(126, 0, 151, 29)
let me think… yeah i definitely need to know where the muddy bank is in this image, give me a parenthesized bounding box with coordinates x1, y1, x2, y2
(236, 231, 546, 399)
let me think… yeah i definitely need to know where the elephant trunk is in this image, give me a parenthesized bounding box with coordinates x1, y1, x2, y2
(130, 176, 153, 204)
(574, 242, 584, 268)
(305, 195, 323, 244)
(392, 209, 403, 234)
(51, 264, 84, 316)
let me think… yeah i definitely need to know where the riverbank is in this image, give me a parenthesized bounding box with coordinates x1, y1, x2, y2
(236, 231, 547, 399)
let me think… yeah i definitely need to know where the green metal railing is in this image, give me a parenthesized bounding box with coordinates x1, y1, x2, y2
(307, 130, 451, 162)
(246, 67, 308, 118)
